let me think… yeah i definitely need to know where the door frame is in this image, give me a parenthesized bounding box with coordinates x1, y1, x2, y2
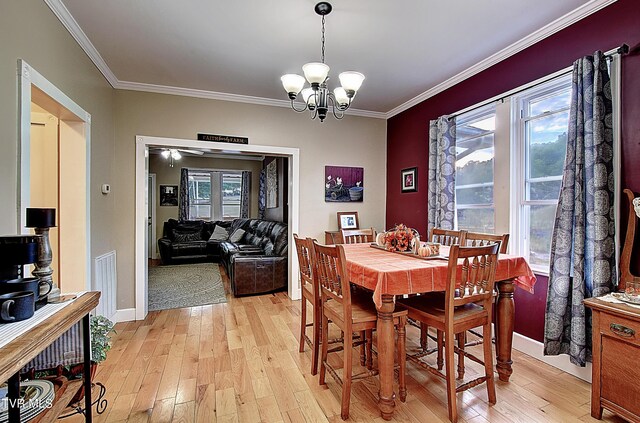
(17, 60, 92, 291)
(148, 173, 157, 259)
(135, 135, 300, 320)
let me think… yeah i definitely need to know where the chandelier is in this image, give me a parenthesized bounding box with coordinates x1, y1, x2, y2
(161, 149, 182, 167)
(281, 2, 364, 122)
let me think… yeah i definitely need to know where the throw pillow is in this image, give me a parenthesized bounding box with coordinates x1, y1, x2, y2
(229, 228, 245, 243)
(209, 225, 229, 242)
(173, 231, 202, 243)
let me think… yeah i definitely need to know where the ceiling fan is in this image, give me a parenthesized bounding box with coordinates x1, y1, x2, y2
(151, 147, 205, 167)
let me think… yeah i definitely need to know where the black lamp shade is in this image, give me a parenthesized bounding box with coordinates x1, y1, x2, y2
(26, 208, 56, 228)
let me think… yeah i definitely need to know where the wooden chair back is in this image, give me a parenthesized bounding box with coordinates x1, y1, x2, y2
(312, 241, 351, 318)
(341, 228, 376, 244)
(465, 232, 510, 254)
(620, 189, 640, 291)
(293, 234, 317, 298)
(429, 228, 467, 246)
(445, 244, 500, 313)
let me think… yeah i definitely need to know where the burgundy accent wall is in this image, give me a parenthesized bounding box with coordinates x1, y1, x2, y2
(386, 0, 640, 342)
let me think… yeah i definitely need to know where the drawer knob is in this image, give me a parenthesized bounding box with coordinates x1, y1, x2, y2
(610, 323, 635, 338)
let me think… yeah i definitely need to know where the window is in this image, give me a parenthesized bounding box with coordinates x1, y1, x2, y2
(188, 170, 244, 220)
(222, 173, 242, 219)
(188, 172, 212, 220)
(456, 104, 496, 233)
(513, 75, 571, 271)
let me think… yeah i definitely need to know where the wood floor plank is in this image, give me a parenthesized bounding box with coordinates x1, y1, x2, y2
(91, 264, 604, 422)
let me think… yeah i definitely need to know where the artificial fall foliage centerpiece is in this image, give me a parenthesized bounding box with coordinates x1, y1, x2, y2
(381, 224, 419, 252)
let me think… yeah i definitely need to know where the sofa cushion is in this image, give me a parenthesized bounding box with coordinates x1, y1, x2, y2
(171, 240, 207, 256)
(173, 231, 202, 243)
(230, 228, 245, 243)
(209, 225, 229, 241)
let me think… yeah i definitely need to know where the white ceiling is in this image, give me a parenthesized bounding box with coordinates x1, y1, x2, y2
(56, 0, 605, 115)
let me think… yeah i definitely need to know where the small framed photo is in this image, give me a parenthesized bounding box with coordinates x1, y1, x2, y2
(159, 185, 179, 206)
(401, 167, 417, 193)
(337, 212, 359, 230)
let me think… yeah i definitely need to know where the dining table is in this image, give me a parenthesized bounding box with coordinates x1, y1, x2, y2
(342, 242, 537, 420)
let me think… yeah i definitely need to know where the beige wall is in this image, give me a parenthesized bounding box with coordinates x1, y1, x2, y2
(0, 3, 116, 279)
(149, 154, 262, 247)
(114, 90, 387, 309)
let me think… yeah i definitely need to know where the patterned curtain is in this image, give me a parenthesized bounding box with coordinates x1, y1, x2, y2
(258, 169, 266, 219)
(544, 51, 616, 366)
(427, 116, 457, 234)
(240, 171, 251, 218)
(178, 168, 190, 221)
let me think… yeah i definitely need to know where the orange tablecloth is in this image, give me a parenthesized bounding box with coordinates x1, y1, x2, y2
(343, 243, 537, 308)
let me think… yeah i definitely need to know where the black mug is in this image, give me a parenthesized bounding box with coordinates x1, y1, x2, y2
(0, 277, 51, 302)
(0, 291, 35, 323)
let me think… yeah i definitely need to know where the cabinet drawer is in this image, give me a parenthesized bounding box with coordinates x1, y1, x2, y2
(599, 312, 640, 347)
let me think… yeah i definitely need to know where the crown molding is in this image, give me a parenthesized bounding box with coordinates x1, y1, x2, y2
(43, 0, 118, 87)
(116, 80, 387, 119)
(385, 0, 618, 118)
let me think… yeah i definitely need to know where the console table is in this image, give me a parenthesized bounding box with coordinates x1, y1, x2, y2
(0, 291, 100, 422)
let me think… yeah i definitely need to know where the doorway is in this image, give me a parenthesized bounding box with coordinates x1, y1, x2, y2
(18, 60, 91, 294)
(135, 135, 300, 320)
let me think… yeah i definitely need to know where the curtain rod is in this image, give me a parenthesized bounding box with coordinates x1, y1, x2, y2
(447, 43, 629, 120)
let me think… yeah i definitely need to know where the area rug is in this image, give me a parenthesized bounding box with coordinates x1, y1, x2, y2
(148, 263, 227, 311)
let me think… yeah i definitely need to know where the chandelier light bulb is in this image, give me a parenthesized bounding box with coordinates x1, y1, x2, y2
(302, 62, 330, 85)
(171, 150, 181, 160)
(161, 150, 170, 159)
(333, 87, 350, 107)
(338, 71, 365, 95)
(301, 88, 317, 107)
(281, 74, 305, 98)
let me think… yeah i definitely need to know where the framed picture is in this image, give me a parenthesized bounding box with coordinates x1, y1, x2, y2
(325, 165, 364, 202)
(159, 185, 179, 206)
(337, 212, 359, 230)
(266, 159, 278, 208)
(401, 167, 417, 193)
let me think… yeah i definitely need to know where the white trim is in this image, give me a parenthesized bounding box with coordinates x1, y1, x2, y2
(18, 60, 92, 292)
(135, 136, 301, 320)
(112, 308, 136, 323)
(42, 0, 118, 87)
(148, 173, 157, 260)
(611, 55, 622, 284)
(512, 332, 592, 382)
(387, 0, 618, 118)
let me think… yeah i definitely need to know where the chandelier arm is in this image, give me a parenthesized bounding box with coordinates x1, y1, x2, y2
(328, 94, 346, 120)
(290, 99, 309, 113)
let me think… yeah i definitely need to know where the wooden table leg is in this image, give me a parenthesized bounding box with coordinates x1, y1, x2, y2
(377, 294, 396, 420)
(495, 280, 515, 382)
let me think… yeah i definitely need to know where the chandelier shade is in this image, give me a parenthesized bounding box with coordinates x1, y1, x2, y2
(281, 2, 364, 121)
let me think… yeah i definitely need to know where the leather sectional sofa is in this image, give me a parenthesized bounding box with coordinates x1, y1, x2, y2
(157, 218, 288, 296)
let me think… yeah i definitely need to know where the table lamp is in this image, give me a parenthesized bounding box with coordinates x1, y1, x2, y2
(25, 208, 57, 302)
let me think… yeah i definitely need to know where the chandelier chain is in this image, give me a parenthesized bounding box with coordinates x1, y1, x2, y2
(321, 15, 326, 64)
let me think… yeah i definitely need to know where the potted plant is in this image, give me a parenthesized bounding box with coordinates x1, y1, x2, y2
(66, 315, 115, 402)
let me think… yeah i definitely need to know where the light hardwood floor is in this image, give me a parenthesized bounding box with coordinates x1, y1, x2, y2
(71, 266, 626, 422)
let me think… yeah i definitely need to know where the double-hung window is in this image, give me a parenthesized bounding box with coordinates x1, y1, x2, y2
(188, 170, 244, 220)
(455, 104, 497, 233)
(512, 74, 571, 271)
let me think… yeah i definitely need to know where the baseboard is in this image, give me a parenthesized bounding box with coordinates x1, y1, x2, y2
(112, 308, 136, 323)
(512, 332, 592, 382)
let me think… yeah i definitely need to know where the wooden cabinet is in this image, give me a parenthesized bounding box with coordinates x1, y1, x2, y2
(585, 297, 640, 422)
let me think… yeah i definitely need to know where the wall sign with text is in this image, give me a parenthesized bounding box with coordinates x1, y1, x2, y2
(197, 133, 249, 144)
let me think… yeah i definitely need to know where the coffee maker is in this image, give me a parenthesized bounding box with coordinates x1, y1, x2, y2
(0, 235, 49, 309)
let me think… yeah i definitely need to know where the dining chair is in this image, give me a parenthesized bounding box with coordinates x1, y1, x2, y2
(313, 241, 407, 420)
(340, 227, 376, 244)
(416, 228, 468, 353)
(465, 232, 509, 254)
(294, 234, 321, 375)
(398, 244, 500, 423)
